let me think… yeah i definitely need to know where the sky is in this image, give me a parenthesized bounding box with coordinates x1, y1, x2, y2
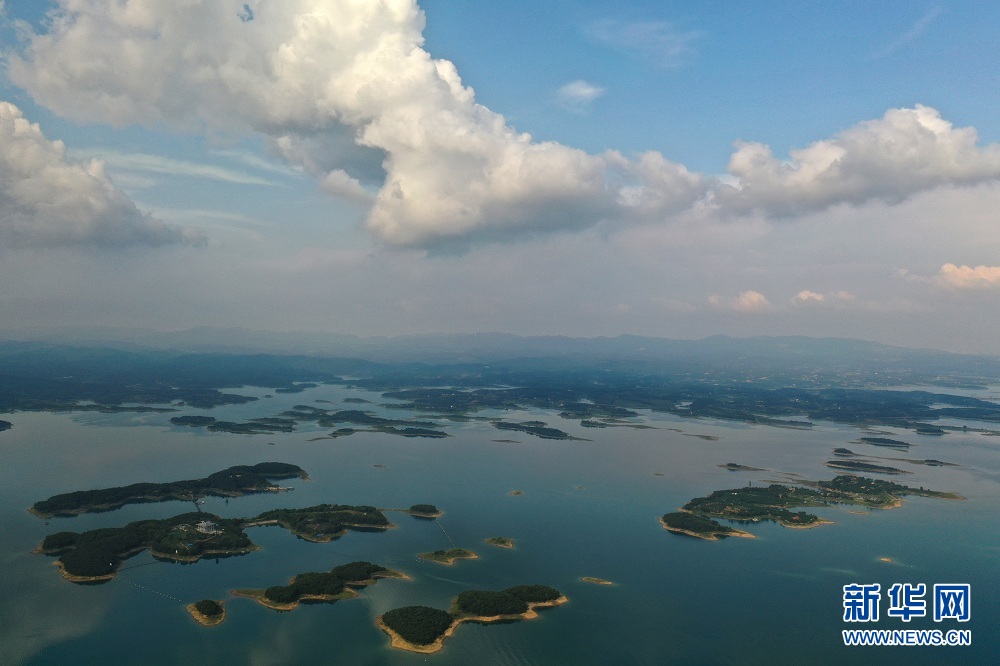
(1, 0, 1000, 353)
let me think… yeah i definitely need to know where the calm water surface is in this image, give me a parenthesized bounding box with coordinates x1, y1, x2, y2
(1, 384, 996, 665)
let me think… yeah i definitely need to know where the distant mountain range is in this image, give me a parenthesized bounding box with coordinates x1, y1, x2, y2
(1, 327, 999, 388)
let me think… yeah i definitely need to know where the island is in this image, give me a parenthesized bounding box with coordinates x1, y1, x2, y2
(232, 561, 403, 611)
(186, 599, 226, 626)
(660, 512, 755, 540)
(858, 436, 911, 450)
(406, 504, 443, 519)
(492, 420, 582, 440)
(484, 537, 514, 548)
(671, 475, 964, 539)
(718, 463, 766, 472)
(36, 512, 257, 582)
(37, 503, 396, 582)
(30, 463, 307, 518)
(171, 415, 296, 435)
(377, 585, 567, 654)
(418, 548, 478, 565)
(244, 504, 392, 542)
(580, 577, 614, 585)
(825, 460, 910, 475)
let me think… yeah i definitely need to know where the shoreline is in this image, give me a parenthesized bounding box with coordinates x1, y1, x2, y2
(186, 602, 227, 627)
(659, 516, 756, 540)
(242, 518, 394, 542)
(377, 596, 569, 654)
(418, 550, 479, 565)
(29, 482, 304, 520)
(484, 537, 515, 549)
(232, 570, 407, 611)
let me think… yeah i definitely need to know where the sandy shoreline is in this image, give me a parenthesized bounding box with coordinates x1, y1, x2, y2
(232, 570, 407, 611)
(419, 550, 479, 565)
(659, 516, 756, 540)
(186, 602, 226, 626)
(377, 596, 569, 654)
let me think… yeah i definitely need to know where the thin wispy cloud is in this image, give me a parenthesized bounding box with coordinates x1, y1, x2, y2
(72, 150, 279, 186)
(556, 80, 606, 113)
(586, 19, 701, 69)
(874, 7, 943, 59)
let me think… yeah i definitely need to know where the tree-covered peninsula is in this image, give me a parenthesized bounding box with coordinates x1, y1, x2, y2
(36, 503, 400, 582)
(660, 512, 755, 540)
(232, 560, 404, 611)
(246, 504, 392, 542)
(671, 475, 964, 539)
(377, 585, 566, 654)
(30, 463, 307, 518)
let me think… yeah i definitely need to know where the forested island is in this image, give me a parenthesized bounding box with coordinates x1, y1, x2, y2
(671, 475, 964, 538)
(406, 504, 442, 518)
(660, 512, 755, 540)
(492, 420, 580, 440)
(35, 512, 256, 582)
(858, 436, 911, 449)
(718, 463, 766, 472)
(186, 599, 226, 626)
(377, 585, 566, 653)
(30, 462, 306, 518)
(825, 460, 909, 474)
(35, 503, 407, 581)
(485, 537, 514, 548)
(418, 548, 477, 564)
(232, 561, 403, 611)
(171, 415, 296, 434)
(245, 504, 392, 542)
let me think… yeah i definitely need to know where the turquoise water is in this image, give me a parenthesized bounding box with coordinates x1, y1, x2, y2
(1, 384, 996, 665)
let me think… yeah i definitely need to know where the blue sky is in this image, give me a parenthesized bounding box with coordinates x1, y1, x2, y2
(2, 1, 1000, 353)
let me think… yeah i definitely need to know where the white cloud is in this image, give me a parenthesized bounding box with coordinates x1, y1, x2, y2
(937, 263, 1000, 288)
(0, 101, 202, 248)
(319, 169, 371, 203)
(792, 290, 824, 303)
(586, 20, 700, 68)
(718, 105, 1000, 217)
(556, 80, 605, 112)
(875, 7, 943, 59)
(10, 4, 1000, 250)
(791, 290, 855, 305)
(75, 149, 278, 186)
(10, 1, 707, 248)
(709, 290, 772, 312)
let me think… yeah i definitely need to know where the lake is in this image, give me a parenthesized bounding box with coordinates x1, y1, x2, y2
(2, 383, 996, 664)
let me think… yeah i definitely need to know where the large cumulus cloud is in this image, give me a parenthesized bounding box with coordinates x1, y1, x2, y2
(8, 0, 708, 246)
(0, 102, 201, 247)
(9, 2, 1000, 247)
(718, 105, 1000, 216)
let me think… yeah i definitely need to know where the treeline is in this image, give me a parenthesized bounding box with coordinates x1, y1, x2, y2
(41, 512, 252, 577)
(660, 512, 736, 536)
(380, 585, 563, 647)
(253, 504, 390, 539)
(263, 561, 388, 603)
(32, 463, 305, 517)
(39, 502, 398, 579)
